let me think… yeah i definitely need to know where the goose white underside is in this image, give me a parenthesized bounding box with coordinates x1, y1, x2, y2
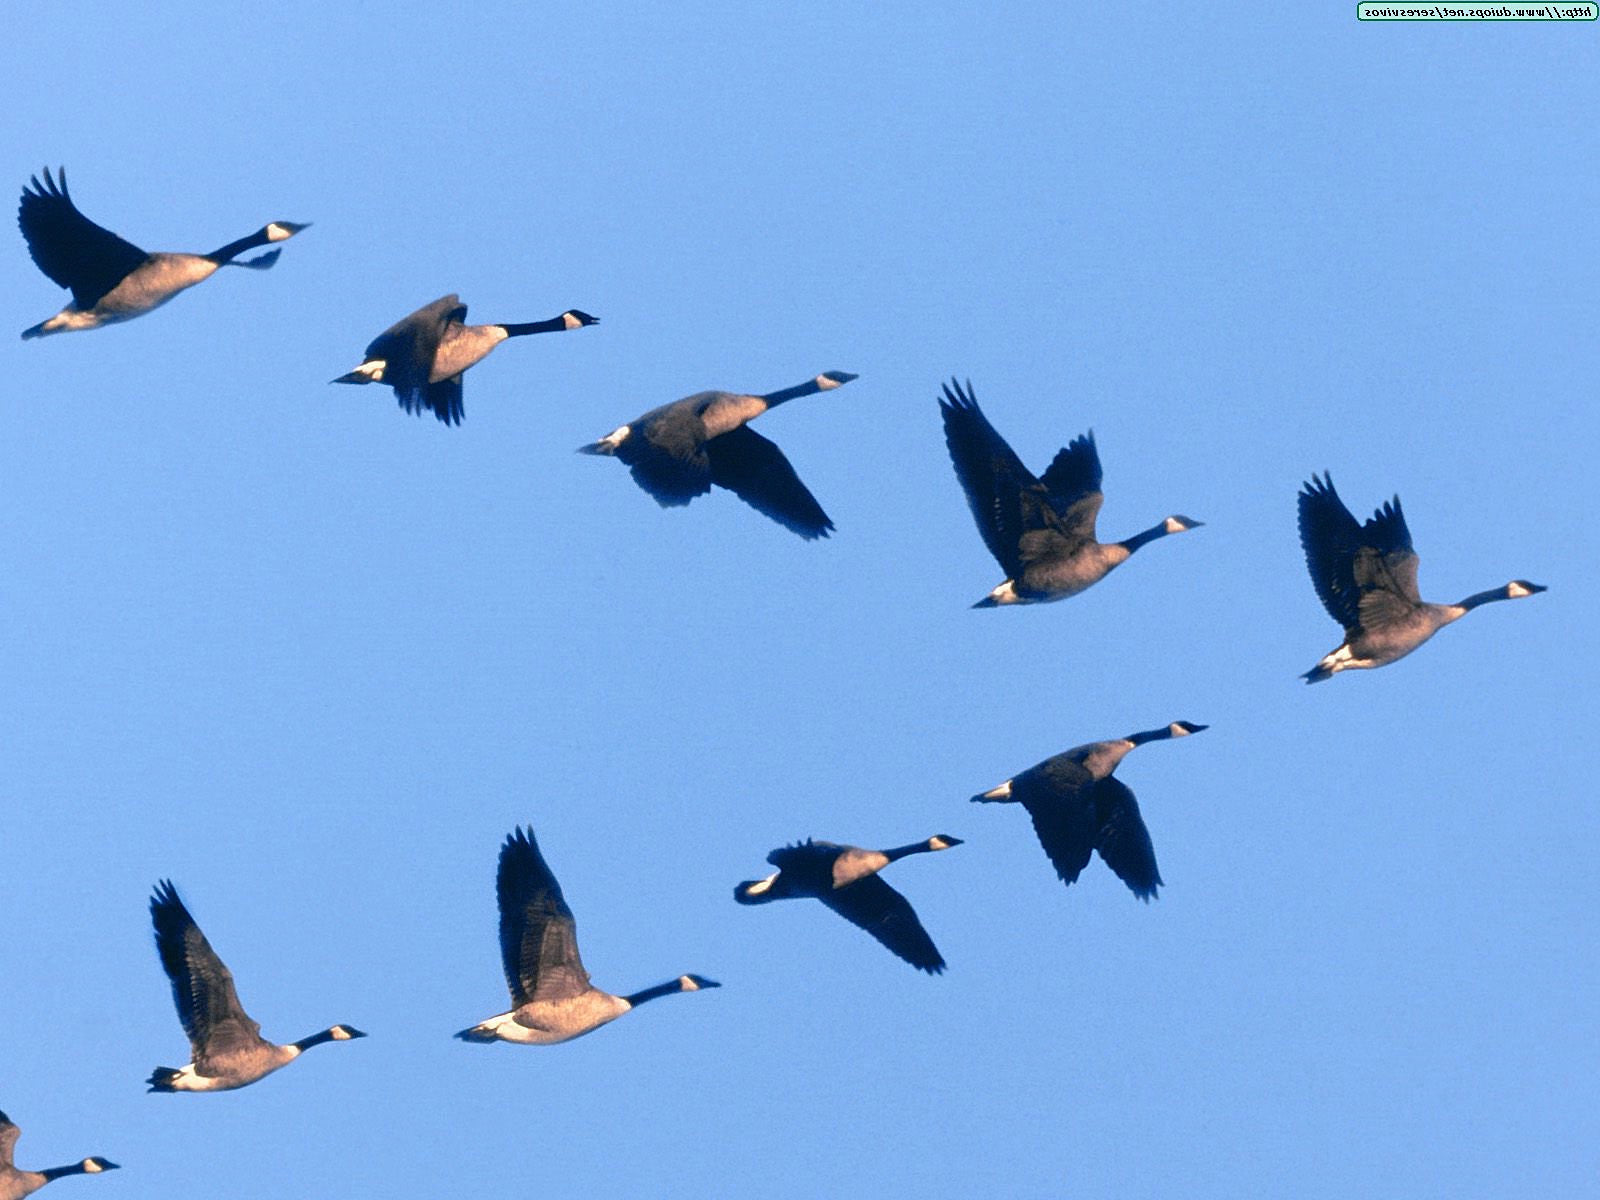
(464, 1008, 623, 1045)
(1314, 644, 1373, 675)
(157, 1062, 250, 1092)
(24, 306, 136, 337)
(744, 872, 779, 895)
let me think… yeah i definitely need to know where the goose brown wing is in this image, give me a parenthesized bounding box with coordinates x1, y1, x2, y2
(706, 425, 833, 539)
(497, 827, 592, 1006)
(939, 379, 1039, 578)
(1092, 777, 1163, 901)
(367, 295, 467, 423)
(418, 375, 465, 426)
(1016, 766, 1097, 887)
(1297, 473, 1365, 629)
(0, 1112, 18, 1168)
(18, 167, 149, 308)
(1350, 495, 1422, 628)
(149, 881, 265, 1063)
(619, 406, 712, 507)
(817, 875, 946, 973)
(1038, 432, 1105, 540)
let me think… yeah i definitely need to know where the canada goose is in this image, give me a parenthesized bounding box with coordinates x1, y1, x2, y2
(939, 379, 1202, 606)
(972, 722, 1206, 900)
(146, 880, 365, 1092)
(0, 1112, 116, 1199)
(456, 826, 719, 1045)
(579, 371, 858, 539)
(734, 835, 961, 973)
(332, 294, 599, 425)
(18, 167, 307, 339)
(1298, 473, 1547, 683)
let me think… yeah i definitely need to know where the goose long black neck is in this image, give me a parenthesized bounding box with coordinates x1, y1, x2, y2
(1127, 725, 1175, 747)
(292, 1027, 345, 1052)
(1457, 586, 1515, 612)
(623, 978, 688, 1007)
(1118, 521, 1170, 556)
(883, 840, 934, 863)
(500, 315, 572, 338)
(759, 378, 825, 408)
(40, 1164, 93, 1182)
(205, 228, 272, 264)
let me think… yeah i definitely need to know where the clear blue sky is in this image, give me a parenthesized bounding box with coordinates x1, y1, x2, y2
(3, 4, 1594, 1197)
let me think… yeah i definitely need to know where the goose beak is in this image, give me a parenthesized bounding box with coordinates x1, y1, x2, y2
(331, 371, 367, 385)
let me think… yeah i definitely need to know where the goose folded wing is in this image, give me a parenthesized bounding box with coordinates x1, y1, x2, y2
(818, 875, 945, 973)
(497, 831, 592, 1006)
(705, 425, 833, 539)
(1092, 777, 1162, 900)
(18, 167, 149, 309)
(939, 379, 1037, 577)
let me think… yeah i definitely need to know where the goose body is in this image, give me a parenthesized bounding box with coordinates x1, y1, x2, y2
(456, 826, 718, 1045)
(973, 722, 1206, 900)
(18, 167, 307, 339)
(146, 881, 365, 1092)
(735, 835, 960, 973)
(580, 370, 857, 539)
(333, 294, 599, 425)
(0, 1113, 116, 1200)
(1297, 473, 1546, 683)
(939, 379, 1201, 606)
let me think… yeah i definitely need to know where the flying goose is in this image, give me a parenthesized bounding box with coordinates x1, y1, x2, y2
(1298, 473, 1546, 683)
(146, 880, 365, 1092)
(734, 835, 961, 973)
(0, 1112, 116, 1199)
(939, 379, 1202, 606)
(972, 722, 1206, 900)
(18, 167, 307, 339)
(332, 294, 599, 425)
(580, 371, 858, 539)
(456, 826, 719, 1045)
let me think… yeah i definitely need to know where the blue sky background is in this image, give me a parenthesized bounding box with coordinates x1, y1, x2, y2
(2, 4, 1594, 1197)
